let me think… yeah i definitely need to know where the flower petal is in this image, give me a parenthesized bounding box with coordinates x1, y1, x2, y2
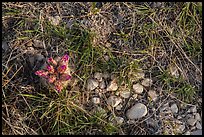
(46, 65, 55, 73)
(57, 65, 67, 73)
(54, 81, 63, 92)
(48, 75, 56, 83)
(35, 70, 48, 78)
(61, 73, 71, 81)
(47, 57, 57, 66)
(61, 54, 69, 63)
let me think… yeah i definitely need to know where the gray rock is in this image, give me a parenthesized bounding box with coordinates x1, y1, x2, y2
(170, 103, 179, 114)
(179, 124, 185, 132)
(92, 97, 100, 104)
(107, 79, 118, 91)
(196, 121, 202, 129)
(115, 116, 124, 125)
(2, 41, 9, 51)
(115, 104, 123, 110)
(120, 91, 131, 98)
(133, 83, 144, 94)
(107, 96, 122, 107)
(49, 15, 61, 26)
(184, 131, 191, 135)
(104, 55, 110, 61)
(141, 78, 153, 87)
(195, 113, 201, 121)
(99, 80, 106, 89)
(87, 79, 99, 91)
(177, 115, 182, 119)
(33, 40, 44, 48)
(103, 72, 110, 79)
(35, 53, 44, 62)
(187, 117, 197, 126)
(126, 103, 147, 119)
(148, 90, 157, 101)
(191, 130, 202, 135)
(190, 106, 197, 113)
(94, 72, 103, 82)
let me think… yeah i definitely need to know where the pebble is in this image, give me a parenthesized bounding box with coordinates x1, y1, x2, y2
(120, 91, 131, 98)
(2, 41, 9, 51)
(104, 55, 110, 61)
(187, 117, 197, 126)
(87, 78, 99, 91)
(103, 72, 110, 79)
(107, 96, 122, 107)
(135, 71, 145, 79)
(33, 40, 44, 48)
(169, 64, 179, 78)
(35, 53, 44, 62)
(184, 131, 191, 135)
(191, 130, 202, 135)
(190, 106, 197, 113)
(94, 72, 103, 82)
(114, 116, 124, 125)
(92, 97, 100, 104)
(115, 104, 123, 110)
(141, 78, 153, 87)
(148, 90, 157, 101)
(49, 15, 61, 26)
(170, 103, 179, 114)
(132, 94, 138, 99)
(133, 83, 144, 94)
(126, 103, 147, 119)
(99, 80, 106, 89)
(179, 124, 185, 132)
(196, 121, 202, 129)
(177, 115, 182, 119)
(195, 113, 201, 121)
(107, 79, 118, 91)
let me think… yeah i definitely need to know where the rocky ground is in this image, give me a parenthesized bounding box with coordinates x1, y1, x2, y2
(2, 2, 202, 135)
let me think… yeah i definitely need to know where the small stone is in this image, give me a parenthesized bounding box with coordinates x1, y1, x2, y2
(191, 130, 202, 135)
(103, 72, 110, 79)
(126, 103, 147, 119)
(120, 91, 131, 98)
(187, 118, 197, 126)
(190, 106, 197, 113)
(87, 79, 99, 91)
(49, 15, 61, 26)
(110, 74, 116, 80)
(99, 80, 106, 89)
(184, 131, 191, 135)
(104, 55, 110, 61)
(170, 103, 179, 114)
(135, 71, 145, 79)
(115, 104, 123, 110)
(94, 72, 103, 82)
(107, 96, 122, 107)
(33, 40, 44, 48)
(195, 113, 201, 121)
(179, 124, 185, 132)
(169, 64, 179, 78)
(107, 79, 118, 91)
(115, 117, 124, 125)
(2, 41, 9, 51)
(141, 78, 153, 87)
(29, 56, 35, 67)
(177, 115, 182, 119)
(133, 83, 144, 94)
(92, 97, 100, 104)
(132, 94, 138, 99)
(148, 90, 157, 101)
(35, 53, 44, 62)
(196, 121, 202, 129)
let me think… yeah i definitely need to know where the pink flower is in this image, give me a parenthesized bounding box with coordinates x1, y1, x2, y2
(60, 54, 69, 63)
(35, 70, 48, 78)
(57, 65, 67, 73)
(61, 73, 71, 81)
(46, 65, 55, 73)
(48, 75, 56, 83)
(54, 81, 63, 92)
(47, 57, 57, 66)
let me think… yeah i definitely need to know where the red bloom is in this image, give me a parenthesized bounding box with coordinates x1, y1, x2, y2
(46, 65, 55, 73)
(54, 81, 63, 92)
(47, 57, 57, 66)
(57, 65, 67, 73)
(35, 70, 48, 78)
(61, 73, 71, 81)
(61, 54, 69, 63)
(48, 75, 56, 83)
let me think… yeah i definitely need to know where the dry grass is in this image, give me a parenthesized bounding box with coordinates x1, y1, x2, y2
(2, 2, 202, 135)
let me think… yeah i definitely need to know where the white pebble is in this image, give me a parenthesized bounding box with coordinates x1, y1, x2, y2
(133, 83, 144, 94)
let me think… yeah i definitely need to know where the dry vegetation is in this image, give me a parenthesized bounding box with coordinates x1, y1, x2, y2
(2, 2, 202, 135)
